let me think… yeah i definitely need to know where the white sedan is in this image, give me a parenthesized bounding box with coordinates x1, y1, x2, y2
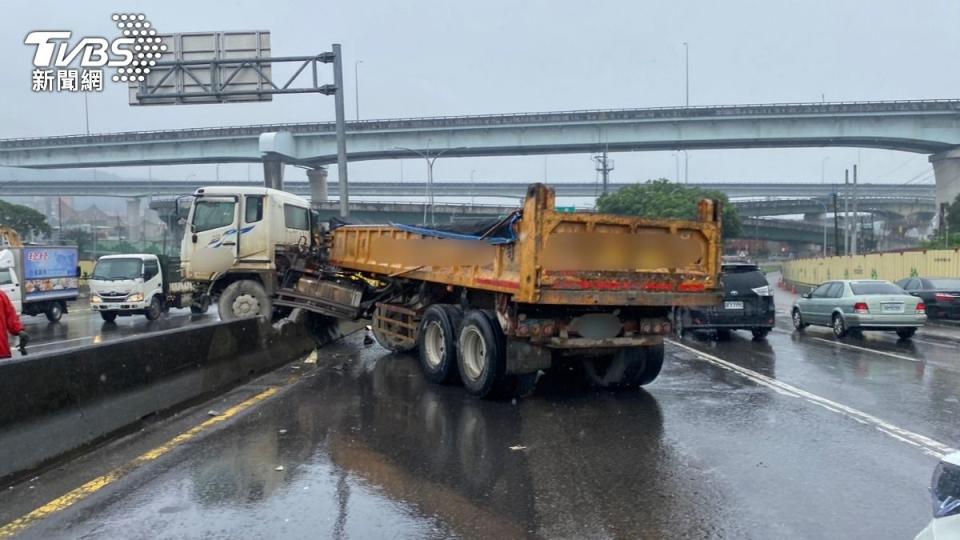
(916, 452, 960, 539)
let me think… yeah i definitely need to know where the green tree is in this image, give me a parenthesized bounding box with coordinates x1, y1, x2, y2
(596, 179, 742, 237)
(0, 199, 51, 237)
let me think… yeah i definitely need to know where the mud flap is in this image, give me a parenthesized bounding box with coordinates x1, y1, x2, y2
(505, 338, 553, 374)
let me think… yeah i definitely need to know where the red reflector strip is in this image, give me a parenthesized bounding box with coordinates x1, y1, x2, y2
(678, 282, 705, 292)
(642, 281, 674, 291)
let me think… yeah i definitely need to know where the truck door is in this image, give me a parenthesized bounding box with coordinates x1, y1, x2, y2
(184, 196, 239, 280)
(237, 195, 269, 263)
(0, 266, 21, 315)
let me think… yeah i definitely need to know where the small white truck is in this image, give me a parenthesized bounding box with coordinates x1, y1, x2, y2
(0, 246, 80, 322)
(89, 254, 207, 322)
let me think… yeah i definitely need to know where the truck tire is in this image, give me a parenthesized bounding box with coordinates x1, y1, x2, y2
(100, 311, 118, 323)
(45, 302, 63, 323)
(190, 296, 210, 315)
(145, 296, 163, 321)
(218, 280, 271, 321)
(417, 304, 463, 384)
(583, 344, 664, 389)
(457, 310, 506, 398)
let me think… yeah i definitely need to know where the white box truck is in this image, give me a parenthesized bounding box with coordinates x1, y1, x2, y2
(89, 254, 207, 322)
(0, 246, 80, 322)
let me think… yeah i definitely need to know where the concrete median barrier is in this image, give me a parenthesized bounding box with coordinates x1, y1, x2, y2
(0, 315, 340, 482)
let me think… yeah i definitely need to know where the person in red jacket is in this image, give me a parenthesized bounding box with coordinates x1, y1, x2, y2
(1, 291, 25, 359)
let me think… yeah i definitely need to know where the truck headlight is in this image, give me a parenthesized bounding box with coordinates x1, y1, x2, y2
(127, 293, 144, 303)
(932, 458, 960, 518)
(90, 295, 102, 304)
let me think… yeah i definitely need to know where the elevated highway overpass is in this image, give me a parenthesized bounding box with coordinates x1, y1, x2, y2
(1, 99, 959, 206)
(0, 179, 937, 201)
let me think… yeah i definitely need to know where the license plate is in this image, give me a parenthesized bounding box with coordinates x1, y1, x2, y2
(882, 303, 903, 313)
(724, 301, 744, 310)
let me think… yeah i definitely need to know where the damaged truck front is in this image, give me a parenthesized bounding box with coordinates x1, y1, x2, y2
(275, 183, 722, 398)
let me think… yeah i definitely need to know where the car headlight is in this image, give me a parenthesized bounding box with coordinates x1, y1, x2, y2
(90, 295, 102, 304)
(127, 293, 144, 303)
(751, 285, 772, 296)
(932, 459, 960, 518)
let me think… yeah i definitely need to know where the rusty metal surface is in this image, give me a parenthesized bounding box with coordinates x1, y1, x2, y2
(328, 183, 722, 307)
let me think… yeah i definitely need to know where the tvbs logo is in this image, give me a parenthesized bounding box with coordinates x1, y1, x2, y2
(25, 13, 164, 92)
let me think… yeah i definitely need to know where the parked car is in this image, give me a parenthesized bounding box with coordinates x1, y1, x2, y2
(915, 451, 960, 540)
(895, 277, 960, 319)
(674, 261, 775, 339)
(791, 279, 926, 339)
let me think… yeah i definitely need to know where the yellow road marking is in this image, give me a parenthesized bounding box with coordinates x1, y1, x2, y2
(0, 386, 279, 539)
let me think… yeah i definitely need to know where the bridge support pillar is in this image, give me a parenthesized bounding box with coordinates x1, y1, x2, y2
(930, 150, 960, 210)
(307, 167, 328, 208)
(263, 160, 284, 191)
(126, 198, 141, 244)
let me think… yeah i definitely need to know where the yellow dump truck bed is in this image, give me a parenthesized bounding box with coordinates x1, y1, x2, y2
(328, 184, 722, 307)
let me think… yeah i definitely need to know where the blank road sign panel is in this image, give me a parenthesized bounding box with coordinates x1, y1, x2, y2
(129, 31, 272, 105)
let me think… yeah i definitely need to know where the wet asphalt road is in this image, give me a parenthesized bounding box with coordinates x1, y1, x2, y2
(2, 283, 959, 539)
(12, 301, 219, 357)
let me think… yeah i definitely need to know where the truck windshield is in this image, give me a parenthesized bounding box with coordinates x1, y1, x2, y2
(192, 200, 236, 232)
(92, 259, 143, 280)
(0, 268, 11, 285)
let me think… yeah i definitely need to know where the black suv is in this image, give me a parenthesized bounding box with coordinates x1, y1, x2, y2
(675, 262, 776, 339)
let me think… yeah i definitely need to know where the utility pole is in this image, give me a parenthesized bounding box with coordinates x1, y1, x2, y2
(593, 150, 614, 195)
(332, 43, 350, 218)
(850, 163, 863, 255)
(83, 93, 90, 135)
(843, 169, 850, 256)
(354, 60, 363, 121)
(832, 191, 840, 255)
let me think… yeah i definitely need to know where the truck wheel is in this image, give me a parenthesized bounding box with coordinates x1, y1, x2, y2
(418, 305, 463, 384)
(145, 296, 163, 321)
(190, 296, 210, 315)
(583, 345, 664, 389)
(100, 311, 118, 323)
(218, 280, 271, 321)
(457, 310, 506, 398)
(45, 302, 63, 322)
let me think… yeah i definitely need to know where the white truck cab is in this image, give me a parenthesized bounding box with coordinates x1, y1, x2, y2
(180, 186, 316, 320)
(90, 254, 165, 321)
(0, 251, 22, 314)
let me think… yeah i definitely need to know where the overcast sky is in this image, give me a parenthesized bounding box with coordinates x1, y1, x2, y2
(1, 0, 957, 189)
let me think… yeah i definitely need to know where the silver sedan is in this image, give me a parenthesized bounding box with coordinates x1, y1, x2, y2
(791, 279, 926, 339)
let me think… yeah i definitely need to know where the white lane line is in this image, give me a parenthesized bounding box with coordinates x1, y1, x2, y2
(667, 339, 957, 458)
(808, 337, 920, 363)
(27, 335, 97, 349)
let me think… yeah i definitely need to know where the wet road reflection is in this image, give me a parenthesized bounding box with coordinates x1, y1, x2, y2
(18, 326, 947, 539)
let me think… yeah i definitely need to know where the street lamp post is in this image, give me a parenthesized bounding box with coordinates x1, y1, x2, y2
(683, 41, 689, 107)
(354, 60, 363, 121)
(672, 153, 680, 183)
(393, 146, 466, 224)
(820, 156, 829, 184)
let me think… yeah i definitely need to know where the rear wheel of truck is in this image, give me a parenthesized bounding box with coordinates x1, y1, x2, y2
(144, 297, 162, 321)
(457, 310, 506, 398)
(190, 296, 210, 315)
(418, 304, 463, 384)
(100, 311, 118, 323)
(218, 280, 271, 321)
(583, 344, 664, 389)
(45, 302, 63, 323)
